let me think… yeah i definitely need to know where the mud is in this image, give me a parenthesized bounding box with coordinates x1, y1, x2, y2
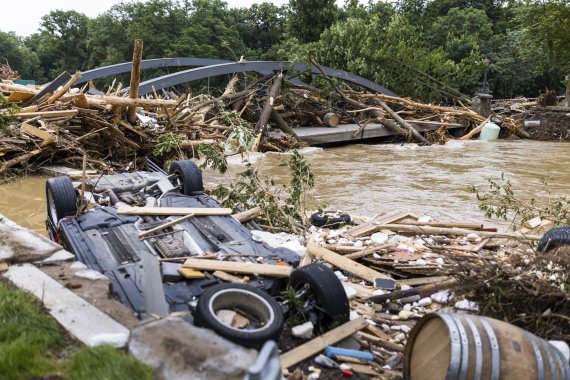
(521, 109, 570, 141)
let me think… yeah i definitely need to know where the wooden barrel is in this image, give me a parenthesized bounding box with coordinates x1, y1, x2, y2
(404, 313, 569, 380)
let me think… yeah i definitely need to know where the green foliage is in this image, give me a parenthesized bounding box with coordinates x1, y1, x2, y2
(0, 283, 153, 380)
(198, 144, 228, 174)
(288, 0, 339, 43)
(210, 149, 315, 232)
(153, 132, 186, 158)
(67, 345, 153, 380)
(0, 283, 64, 379)
(0, 94, 20, 137)
(0, 0, 568, 99)
(469, 174, 570, 229)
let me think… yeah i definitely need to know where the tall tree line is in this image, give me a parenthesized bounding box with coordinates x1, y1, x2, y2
(0, 0, 568, 101)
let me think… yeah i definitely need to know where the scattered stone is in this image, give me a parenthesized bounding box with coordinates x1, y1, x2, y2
(403, 303, 412, 311)
(69, 261, 88, 271)
(42, 250, 76, 263)
(128, 317, 257, 380)
(370, 232, 388, 244)
(417, 216, 432, 223)
(74, 269, 109, 281)
(394, 333, 406, 342)
(400, 325, 412, 334)
(314, 354, 338, 368)
(343, 285, 358, 300)
(291, 321, 314, 339)
(339, 363, 352, 371)
(431, 290, 454, 303)
(398, 310, 415, 320)
(417, 297, 433, 307)
(466, 233, 481, 242)
(454, 299, 479, 312)
(334, 270, 348, 282)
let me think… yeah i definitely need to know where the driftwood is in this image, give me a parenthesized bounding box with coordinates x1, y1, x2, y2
(127, 39, 144, 123)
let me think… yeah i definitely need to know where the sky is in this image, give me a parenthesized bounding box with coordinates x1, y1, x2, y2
(0, 0, 291, 37)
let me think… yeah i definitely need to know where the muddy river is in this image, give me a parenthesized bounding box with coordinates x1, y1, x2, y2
(1, 140, 569, 235)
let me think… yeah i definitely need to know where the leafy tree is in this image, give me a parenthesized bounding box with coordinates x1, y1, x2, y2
(29, 10, 90, 78)
(230, 2, 287, 58)
(0, 32, 42, 80)
(288, 0, 339, 43)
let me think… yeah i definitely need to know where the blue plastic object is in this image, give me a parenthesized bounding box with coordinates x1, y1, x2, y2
(324, 346, 374, 361)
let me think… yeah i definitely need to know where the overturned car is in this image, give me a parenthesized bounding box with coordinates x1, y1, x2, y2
(46, 160, 349, 348)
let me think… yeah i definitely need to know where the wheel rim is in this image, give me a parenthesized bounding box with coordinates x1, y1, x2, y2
(208, 288, 275, 333)
(47, 189, 59, 225)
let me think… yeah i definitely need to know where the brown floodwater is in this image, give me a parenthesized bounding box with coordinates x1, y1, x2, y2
(1, 140, 569, 235)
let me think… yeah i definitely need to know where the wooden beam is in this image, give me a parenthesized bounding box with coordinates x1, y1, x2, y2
(127, 39, 144, 124)
(307, 241, 394, 283)
(183, 258, 292, 277)
(232, 207, 261, 223)
(280, 317, 369, 369)
(47, 71, 81, 104)
(212, 270, 247, 283)
(379, 224, 542, 241)
(138, 213, 194, 239)
(117, 207, 232, 216)
(16, 110, 78, 119)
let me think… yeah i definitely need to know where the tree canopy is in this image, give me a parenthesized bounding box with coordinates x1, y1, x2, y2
(0, 0, 568, 101)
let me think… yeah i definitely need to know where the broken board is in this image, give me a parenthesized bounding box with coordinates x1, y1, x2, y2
(183, 258, 292, 277)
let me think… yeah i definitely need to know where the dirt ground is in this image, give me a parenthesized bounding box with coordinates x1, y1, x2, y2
(520, 108, 570, 141)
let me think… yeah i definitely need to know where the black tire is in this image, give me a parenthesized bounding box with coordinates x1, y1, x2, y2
(537, 226, 570, 252)
(310, 211, 351, 229)
(46, 176, 77, 226)
(289, 263, 349, 327)
(169, 160, 204, 195)
(193, 283, 284, 348)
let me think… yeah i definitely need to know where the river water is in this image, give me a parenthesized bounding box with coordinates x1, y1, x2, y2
(1, 140, 569, 235)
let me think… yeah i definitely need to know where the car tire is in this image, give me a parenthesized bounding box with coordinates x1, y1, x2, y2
(46, 176, 77, 225)
(289, 263, 349, 327)
(537, 226, 570, 252)
(193, 283, 284, 349)
(310, 211, 351, 229)
(169, 160, 204, 195)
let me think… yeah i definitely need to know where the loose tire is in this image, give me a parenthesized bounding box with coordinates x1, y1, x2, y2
(310, 211, 351, 229)
(289, 263, 349, 328)
(46, 176, 77, 226)
(169, 160, 204, 195)
(537, 226, 570, 252)
(193, 283, 284, 348)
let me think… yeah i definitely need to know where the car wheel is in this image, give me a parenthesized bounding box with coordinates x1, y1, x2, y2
(193, 283, 284, 348)
(310, 211, 351, 229)
(46, 176, 77, 226)
(289, 263, 349, 328)
(168, 160, 204, 195)
(537, 226, 570, 252)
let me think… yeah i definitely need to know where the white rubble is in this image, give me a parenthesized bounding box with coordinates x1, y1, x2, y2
(74, 269, 109, 281)
(291, 321, 314, 339)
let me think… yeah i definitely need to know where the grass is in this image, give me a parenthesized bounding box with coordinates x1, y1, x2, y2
(0, 282, 153, 380)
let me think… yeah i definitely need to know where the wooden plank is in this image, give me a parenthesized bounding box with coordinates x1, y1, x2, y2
(232, 207, 261, 223)
(399, 275, 452, 287)
(16, 110, 78, 119)
(117, 207, 232, 216)
(183, 258, 292, 277)
(177, 268, 206, 279)
(20, 122, 53, 145)
(345, 210, 417, 237)
(3, 264, 130, 347)
(47, 71, 81, 104)
(138, 213, 194, 239)
(7, 91, 34, 102)
(307, 241, 394, 283)
(363, 325, 405, 352)
(280, 317, 369, 369)
(380, 224, 543, 241)
(213, 270, 247, 283)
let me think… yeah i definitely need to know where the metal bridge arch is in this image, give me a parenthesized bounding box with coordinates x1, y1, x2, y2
(78, 58, 396, 96)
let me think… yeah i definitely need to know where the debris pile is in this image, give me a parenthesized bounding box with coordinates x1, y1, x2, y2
(1, 67, 527, 173)
(277, 210, 569, 378)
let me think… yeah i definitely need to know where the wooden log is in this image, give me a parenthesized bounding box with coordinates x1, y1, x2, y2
(16, 110, 78, 119)
(398, 220, 491, 231)
(323, 112, 340, 127)
(280, 317, 369, 369)
(127, 39, 144, 124)
(344, 244, 392, 260)
(459, 116, 490, 140)
(379, 224, 542, 240)
(270, 108, 299, 138)
(0, 148, 44, 170)
(117, 207, 232, 216)
(82, 95, 176, 109)
(372, 98, 430, 145)
(138, 213, 195, 239)
(47, 71, 81, 104)
(307, 241, 394, 283)
(182, 258, 292, 277)
(255, 72, 284, 134)
(232, 207, 262, 223)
